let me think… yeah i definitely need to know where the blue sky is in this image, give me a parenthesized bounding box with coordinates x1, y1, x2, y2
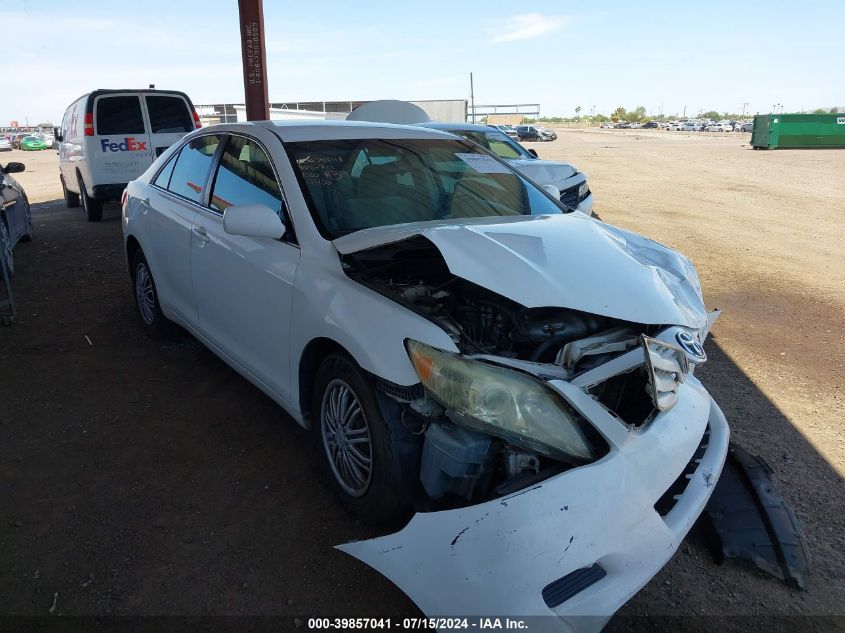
(1, 0, 842, 124)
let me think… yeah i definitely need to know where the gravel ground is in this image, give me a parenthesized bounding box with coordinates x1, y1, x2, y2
(0, 134, 843, 630)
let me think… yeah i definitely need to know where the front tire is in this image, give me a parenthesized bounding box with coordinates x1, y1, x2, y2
(131, 250, 172, 338)
(62, 174, 80, 208)
(19, 197, 33, 242)
(78, 175, 102, 222)
(0, 216, 13, 277)
(312, 354, 411, 524)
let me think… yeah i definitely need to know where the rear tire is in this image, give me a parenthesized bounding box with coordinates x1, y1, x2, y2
(78, 175, 102, 222)
(312, 354, 411, 524)
(19, 197, 33, 242)
(131, 250, 172, 339)
(61, 174, 80, 208)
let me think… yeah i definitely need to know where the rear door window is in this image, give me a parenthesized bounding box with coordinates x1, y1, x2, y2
(145, 96, 193, 133)
(167, 135, 222, 203)
(209, 136, 283, 214)
(96, 96, 145, 135)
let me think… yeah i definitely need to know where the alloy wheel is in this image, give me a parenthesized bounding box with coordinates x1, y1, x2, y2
(320, 379, 373, 497)
(0, 220, 13, 275)
(134, 262, 156, 325)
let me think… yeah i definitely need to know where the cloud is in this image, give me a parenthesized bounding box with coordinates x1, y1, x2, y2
(490, 13, 571, 44)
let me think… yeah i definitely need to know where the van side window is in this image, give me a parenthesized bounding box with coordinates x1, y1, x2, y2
(96, 96, 145, 135)
(146, 96, 193, 134)
(209, 136, 284, 215)
(167, 135, 221, 203)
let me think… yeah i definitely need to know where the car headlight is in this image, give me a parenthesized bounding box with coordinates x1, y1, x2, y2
(406, 340, 595, 461)
(577, 181, 590, 201)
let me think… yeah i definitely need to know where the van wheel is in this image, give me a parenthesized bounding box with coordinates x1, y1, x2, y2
(61, 175, 80, 208)
(78, 175, 102, 222)
(312, 354, 410, 524)
(131, 250, 172, 339)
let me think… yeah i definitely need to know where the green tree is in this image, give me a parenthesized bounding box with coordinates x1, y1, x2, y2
(831, 107, 839, 114)
(702, 110, 721, 120)
(611, 106, 626, 122)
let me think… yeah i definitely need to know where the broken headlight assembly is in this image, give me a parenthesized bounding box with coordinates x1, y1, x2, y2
(406, 340, 595, 461)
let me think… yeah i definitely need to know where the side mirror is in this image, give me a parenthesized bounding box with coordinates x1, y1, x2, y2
(3, 162, 25, 174)
(53, 127, 63, 142)
(542, 184, 561, 199)
(528, 148, 539, 158)
(223, 204, 285, 239)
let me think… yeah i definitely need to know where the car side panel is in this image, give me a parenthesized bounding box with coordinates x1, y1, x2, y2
(124, 180, 198, 325)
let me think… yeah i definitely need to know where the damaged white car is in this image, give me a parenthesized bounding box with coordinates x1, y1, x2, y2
(122, 120, 729, 630)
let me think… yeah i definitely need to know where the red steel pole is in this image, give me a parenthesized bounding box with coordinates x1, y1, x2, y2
(238, 0, 270, 121)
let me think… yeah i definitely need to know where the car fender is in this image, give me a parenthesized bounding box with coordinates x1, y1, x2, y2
(289, 244, 458, 422)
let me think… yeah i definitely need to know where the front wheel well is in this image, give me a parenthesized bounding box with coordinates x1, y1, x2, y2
(298, 338, 353, 428)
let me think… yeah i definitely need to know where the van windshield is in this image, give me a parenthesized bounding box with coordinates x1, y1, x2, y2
(286, 138, 566, 240)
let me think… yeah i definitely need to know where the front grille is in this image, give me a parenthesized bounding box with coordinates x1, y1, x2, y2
(587, 367, 655, 427)
(654, 424, 711, 517)
(559, 184, 580, 208)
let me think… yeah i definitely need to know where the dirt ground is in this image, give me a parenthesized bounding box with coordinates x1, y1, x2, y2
(1, 132, 843, 630)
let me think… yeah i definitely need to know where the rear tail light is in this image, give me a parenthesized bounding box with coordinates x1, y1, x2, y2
(84, 112, 94, 136)
(192, 111, 201, 129)
(121, 189, 128, 207)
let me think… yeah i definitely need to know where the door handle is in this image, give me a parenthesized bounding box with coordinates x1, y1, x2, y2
(192, 226, 209, 243)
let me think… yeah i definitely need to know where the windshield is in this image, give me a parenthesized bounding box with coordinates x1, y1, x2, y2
(286, 138, 565, 239)
(449, 129, 529, 160)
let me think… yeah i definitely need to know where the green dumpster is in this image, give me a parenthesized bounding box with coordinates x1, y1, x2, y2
(751, 113, 845, 149)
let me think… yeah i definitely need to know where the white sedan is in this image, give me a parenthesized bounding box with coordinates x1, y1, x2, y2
(122, 120, 728, 630)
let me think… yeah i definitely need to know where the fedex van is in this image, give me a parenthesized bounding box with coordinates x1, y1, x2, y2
(56, 89, 200, 221)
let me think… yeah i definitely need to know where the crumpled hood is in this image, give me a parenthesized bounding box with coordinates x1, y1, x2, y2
(508, 158, 580, 188)
(334, 214, 707, 329)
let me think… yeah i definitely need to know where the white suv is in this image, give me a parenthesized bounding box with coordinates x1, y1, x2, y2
(122, 120, 728, 629)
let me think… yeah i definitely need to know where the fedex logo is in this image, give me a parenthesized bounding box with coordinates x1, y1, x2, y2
(100, 137, 148, 152)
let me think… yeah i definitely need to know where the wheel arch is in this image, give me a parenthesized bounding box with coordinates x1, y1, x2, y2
(125, 235, 142, 279)
(298, 337, 355, 429)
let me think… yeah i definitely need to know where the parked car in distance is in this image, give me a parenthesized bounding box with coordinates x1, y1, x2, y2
(491, 124, 519, 140)
(704, 123, 731, 132)
(122, 119, 728, 628)
(600, 122, 615, 129)
(56, 88, 200, 221)
(642, 121, 659, 129)
(679, 122, 699, 131)
(416, 121, 593, 215)
(516, 125, 544, 141)
(736, 122, 753, 132)
(0, 137, 12, 152)
(0, 160, 33, 274)
(20, 135, 48, 151)
(666, 121, 682, 131)
(537, 127, 557, 141)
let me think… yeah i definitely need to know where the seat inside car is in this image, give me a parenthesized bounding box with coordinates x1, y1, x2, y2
(340, 162, 433, 230)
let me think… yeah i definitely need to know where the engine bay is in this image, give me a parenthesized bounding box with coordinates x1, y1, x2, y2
(342, 236, 659, 509)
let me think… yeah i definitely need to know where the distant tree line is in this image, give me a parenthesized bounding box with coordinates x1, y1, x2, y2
(522, 105, 840, 125)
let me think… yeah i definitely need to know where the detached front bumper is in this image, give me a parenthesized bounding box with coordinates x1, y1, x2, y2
(338, 376, 729, 632)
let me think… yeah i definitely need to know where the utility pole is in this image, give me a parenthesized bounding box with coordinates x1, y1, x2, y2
(238, 0, 270, 121)
(469, 72, 476, 124)
(741, 102, 749, 116)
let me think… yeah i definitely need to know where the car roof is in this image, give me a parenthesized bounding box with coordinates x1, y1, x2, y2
(209, 119, 460, 143)
(416, 121, 501, 133)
